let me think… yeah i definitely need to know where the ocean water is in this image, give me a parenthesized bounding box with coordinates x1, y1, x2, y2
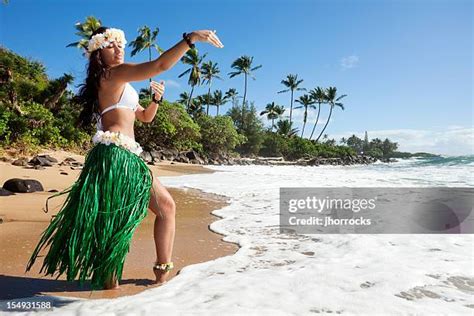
(13, 156, 474, 315)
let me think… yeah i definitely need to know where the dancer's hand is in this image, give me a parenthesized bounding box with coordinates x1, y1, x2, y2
(151, 80, 165, 102)
(189, 30, 224, 48)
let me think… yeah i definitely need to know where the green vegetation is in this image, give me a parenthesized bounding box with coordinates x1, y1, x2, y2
(0, 47, 90, 155)
(195, 115, 246, 155)
(134, 101, 201, 152)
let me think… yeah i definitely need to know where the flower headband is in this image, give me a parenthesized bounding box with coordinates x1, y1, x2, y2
(85, 28, 127, 58)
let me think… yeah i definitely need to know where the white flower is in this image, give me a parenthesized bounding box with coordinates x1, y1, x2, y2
(92, 130, 143, 156)
(86, 28, 127, 58)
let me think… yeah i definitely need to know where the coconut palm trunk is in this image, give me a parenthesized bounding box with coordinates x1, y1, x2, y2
(301, 114, 307, 137)
(309, 102, 321, 140)
(315, 106, 332, 142)
(289, 89, 294, 125)
(242, 73, 248, 127)
(207, 87, 211, 115)
(188, 85, 195, 110)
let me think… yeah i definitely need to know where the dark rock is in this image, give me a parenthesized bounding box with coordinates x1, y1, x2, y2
(150, 150, 162, 161)
(185, 150, 201, 160)
(38, 154, 58, 163)
(0, 187, 15, 196)
(140, 151, 153, 162)
(12, 158, 28, 166)
(307, 157, 319, 165)
(379, 157, 398, 163)
(59, 157, 78, 166)
(185, 150, 204, 164)
(48, 189, 59, 193)
(29, 156, 53, 167)
(60, 172, 68, 175)
(3, 178, 44, 193)
(174, 153, 190, 163)
(34, 165, 45, 170)
(161, 149, 179, 160)
(0, 156, 12, 163)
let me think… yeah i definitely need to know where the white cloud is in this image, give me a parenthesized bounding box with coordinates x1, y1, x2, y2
(340, 55, 359, 69)
(162, 79, 181, 89)
(329, 127, 474, 156)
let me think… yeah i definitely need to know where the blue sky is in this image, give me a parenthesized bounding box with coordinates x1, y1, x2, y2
(1, 0, 472, 155)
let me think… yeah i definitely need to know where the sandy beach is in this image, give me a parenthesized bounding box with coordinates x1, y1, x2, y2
(0, 150, 239, 300)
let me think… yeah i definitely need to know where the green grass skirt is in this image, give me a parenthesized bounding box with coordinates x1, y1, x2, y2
(25, 143, 153, 290)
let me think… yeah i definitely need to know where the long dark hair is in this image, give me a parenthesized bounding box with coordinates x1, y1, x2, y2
(74, 26, 113, 129)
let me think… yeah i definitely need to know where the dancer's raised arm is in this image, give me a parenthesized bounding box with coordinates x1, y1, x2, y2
(111, 30, 224, 83)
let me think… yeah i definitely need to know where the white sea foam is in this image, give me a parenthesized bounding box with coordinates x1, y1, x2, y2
(7, 160, 474, 315)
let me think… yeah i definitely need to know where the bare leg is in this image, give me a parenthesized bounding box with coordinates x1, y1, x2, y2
(148, 173, 176, 284)
(103, 173, 176, 289)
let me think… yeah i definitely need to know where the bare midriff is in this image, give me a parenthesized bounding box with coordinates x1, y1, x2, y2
(100, 109, 136, 140)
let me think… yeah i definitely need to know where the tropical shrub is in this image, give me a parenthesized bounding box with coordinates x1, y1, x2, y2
(134, 101, 201, 152)
(196, 114, 245, 155)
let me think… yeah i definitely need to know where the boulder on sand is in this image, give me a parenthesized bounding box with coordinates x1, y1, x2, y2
(3, 178, 44, 193)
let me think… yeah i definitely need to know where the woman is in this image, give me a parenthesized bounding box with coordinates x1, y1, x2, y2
(25, 26, 224, 290)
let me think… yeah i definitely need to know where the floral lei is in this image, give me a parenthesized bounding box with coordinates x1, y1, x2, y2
(85, 28, 127, 58)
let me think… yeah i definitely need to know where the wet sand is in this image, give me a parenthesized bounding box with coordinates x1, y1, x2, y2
(0, 150, 239, 300)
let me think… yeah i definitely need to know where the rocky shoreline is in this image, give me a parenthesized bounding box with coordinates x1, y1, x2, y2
(1, 150, 398, 171)
(140, 149, 397, 166)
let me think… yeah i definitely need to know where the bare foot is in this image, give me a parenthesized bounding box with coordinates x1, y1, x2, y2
(103, 276, 120, 290)
(153, 268, 170, 285)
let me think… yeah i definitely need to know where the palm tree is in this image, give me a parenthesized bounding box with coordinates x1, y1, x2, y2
(201, 61, 221, 115)
(294, 94, 316, 138)
(66, 16, 102, 56)
(228, 56, 262, 128)
(179, 48, 207, 111)
(315, 87, 347, 143)
(211, 90, 229, 116)
(260, 102, 285, 132)
(276, 119, 299, 137)
(44, 73, 75, 111)
(278, 74, 305, 126)
(201, 93, 213, 111)
(308, 87, 327, 140)
(129, 26, 163, 97)
(177, 91, 190, 106)
(190, 95, 206, 118)
(225, 88, 240, 107)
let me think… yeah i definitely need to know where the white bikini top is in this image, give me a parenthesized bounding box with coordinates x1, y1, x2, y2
(95, 82, 139, 131)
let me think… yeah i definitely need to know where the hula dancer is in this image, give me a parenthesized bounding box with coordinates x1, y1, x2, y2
(25, 26, 224, 290)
